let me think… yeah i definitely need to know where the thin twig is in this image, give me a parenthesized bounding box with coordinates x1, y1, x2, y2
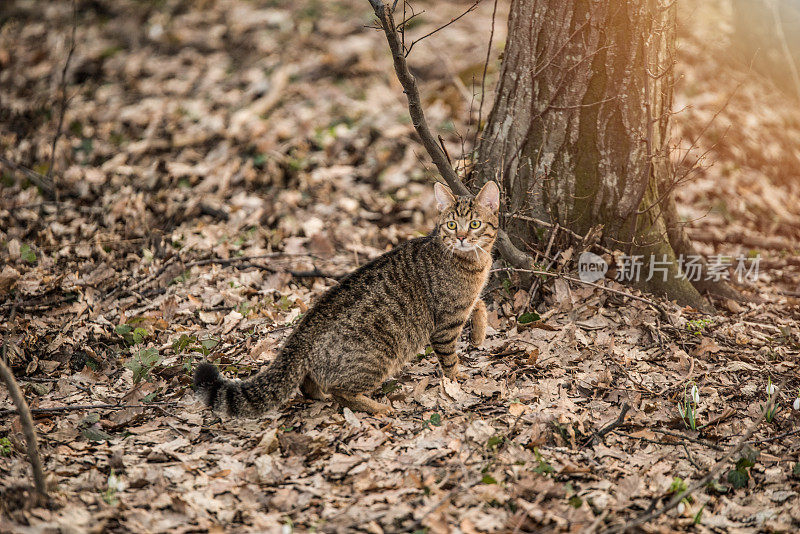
(0, 297, 48, 500)
(0, 156, 55, 197)
(473, 0, 498, 152)
(48, 0, 77, 203)
(184, 252, 321, 268)
(583, 403, 630, 447)
(404, 0, 481, 57)
(506, 214, 613, 255)
(0, 401, 179, 418)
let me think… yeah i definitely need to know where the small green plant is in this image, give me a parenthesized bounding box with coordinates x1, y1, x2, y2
(532, 448, 554, 475)
(80, 413, 113, 442)
(686, 318, 713, 336)
(486, 435, 505, 451)
(115, 323, 149, 346)
(415, 346, 433, 361)
(171, 270, 191, 285)
(101, 469, 125, 505)
(20, 243, 37, 264)
(172, 334, 218, 357)
(727, 446, 757, 489)
(693, 503, 706, 524)
(236, 301, 252, 317)
(761, 377, 779, 423)
(0, 437, 12, 456)
(481, 474, 498, 484)
(678, 382, 700, 430)
(124, 347, 162, 384)
(518, 311, 540, 325)
(565, 482, 582, 508)
(668, 477, 693, 515)
(380, 379, 400, 395)
(422, 412, 442, 429)
(501, 278, 513, 296)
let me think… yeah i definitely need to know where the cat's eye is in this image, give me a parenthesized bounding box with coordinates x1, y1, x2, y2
(469, 220, 481, 229)
(446, 221, 457, 230)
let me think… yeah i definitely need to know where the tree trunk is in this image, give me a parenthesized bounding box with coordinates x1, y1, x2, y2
(476, 0, 727, 311)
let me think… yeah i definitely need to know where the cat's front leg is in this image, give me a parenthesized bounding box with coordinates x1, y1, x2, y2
(431, 321, 464, 380)
(470, 299, 487, 346)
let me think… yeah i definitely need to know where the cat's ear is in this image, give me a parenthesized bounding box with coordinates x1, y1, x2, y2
(476, 181, 500, 212)
(434, 182, 456, 211)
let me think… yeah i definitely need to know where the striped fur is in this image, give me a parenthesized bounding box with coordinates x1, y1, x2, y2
(194, 181, 500, 415)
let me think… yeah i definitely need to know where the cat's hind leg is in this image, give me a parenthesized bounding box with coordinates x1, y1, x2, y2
(470, 299, 487, 346)
(330, 388, 392, 414)
(300, 375, 329, 401)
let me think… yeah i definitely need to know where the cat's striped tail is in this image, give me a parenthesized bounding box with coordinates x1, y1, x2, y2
(193, 353, 305, 417)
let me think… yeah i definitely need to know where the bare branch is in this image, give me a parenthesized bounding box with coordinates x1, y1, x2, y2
(0, 298, 48, 501)
(404, 0, 481, 57)
(0, 401, 179, 418)
(0, 156, 56, 197)
(367, 0, 533, 269)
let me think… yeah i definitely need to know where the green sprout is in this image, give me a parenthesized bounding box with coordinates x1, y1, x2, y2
(678, 382, 700, 430)
(760, 377, 779, 423)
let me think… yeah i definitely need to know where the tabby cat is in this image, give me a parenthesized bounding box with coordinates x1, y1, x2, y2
(194, 181, 500, 415)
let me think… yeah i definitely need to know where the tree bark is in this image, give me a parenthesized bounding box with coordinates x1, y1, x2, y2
(476, 0, 729, 311)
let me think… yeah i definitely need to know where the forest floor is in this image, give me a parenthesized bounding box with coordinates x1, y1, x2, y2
(1, 0, 799, 532)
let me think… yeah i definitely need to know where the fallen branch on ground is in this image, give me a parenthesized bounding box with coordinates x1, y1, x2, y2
(583, 403, 630, 447)
(1, 297, 48, 500)
(687, 228, 799, 252)
(0, 401, 178, 418)
(0, 156, 56, 198)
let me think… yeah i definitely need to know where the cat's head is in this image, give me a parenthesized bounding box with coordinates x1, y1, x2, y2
(434, 181, 500, 257)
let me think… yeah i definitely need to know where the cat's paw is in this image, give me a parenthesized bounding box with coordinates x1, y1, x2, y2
(469, 330, 486, 347)
(443, 367, 460, 381)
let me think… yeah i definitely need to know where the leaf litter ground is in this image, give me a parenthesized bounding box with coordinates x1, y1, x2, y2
(1, 0, 799, 532)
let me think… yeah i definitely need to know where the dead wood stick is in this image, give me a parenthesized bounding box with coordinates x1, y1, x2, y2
(686, 228, 798, 252)
(0, 401, 178, 418)
(0, 355, 48, 499)
(367, 0, 532, 269)
(0, 156, 55, 197)
(602, 383, 782, 533)
(650, 428, 725, 451)
(184, 252, 321, 268)
(583, 403, 629, 447)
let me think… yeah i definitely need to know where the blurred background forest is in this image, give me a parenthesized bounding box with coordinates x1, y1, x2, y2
(1, 0, 799, 532)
